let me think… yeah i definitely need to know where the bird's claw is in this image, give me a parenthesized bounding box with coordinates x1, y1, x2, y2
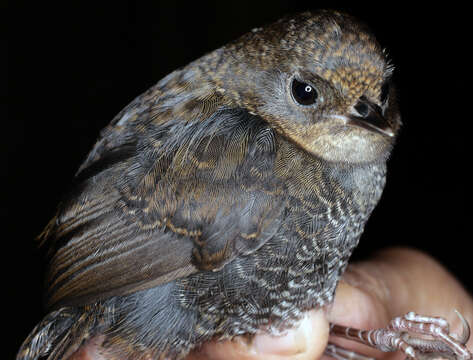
(328, 311, 473, 360)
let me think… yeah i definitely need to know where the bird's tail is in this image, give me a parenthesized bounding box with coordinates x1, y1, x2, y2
(17, 306, 98, 360)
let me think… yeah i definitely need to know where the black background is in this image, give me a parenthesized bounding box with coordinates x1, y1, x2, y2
(6, 1, 472, 358)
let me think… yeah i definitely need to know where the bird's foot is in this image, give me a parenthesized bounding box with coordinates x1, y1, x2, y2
(328, 310, 472, 360)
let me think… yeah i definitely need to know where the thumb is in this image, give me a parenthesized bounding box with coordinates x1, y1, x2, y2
(188, 309, 329, 360)
(327, 247, 473, 359)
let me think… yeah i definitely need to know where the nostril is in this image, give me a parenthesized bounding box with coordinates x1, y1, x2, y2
(354, 101, 369, 118)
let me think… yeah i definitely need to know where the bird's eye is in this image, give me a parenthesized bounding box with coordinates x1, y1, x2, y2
(291, 79, 318, 106)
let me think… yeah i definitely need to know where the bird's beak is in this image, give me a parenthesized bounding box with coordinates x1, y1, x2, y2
(348, 97, 394, 137)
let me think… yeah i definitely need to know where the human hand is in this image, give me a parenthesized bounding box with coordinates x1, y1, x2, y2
(72, 248, 472, 360)
(187, 247, 473, 360)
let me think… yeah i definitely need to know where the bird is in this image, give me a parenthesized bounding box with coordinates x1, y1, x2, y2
(18, 9, 468, 360)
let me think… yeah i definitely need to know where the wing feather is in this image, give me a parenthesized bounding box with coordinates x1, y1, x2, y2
(43, 70, 284, 309)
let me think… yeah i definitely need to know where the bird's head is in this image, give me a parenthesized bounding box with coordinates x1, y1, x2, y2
(211, 10, 401, 163)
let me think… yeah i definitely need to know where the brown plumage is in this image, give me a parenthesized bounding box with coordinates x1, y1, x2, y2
(19, 10, 401, 360)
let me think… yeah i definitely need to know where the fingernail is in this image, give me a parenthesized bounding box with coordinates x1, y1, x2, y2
(251, 309, 329, 357)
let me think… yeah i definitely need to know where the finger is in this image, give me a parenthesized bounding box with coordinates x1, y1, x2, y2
(187, 309, 329, 360)
(327, 247, 473, 358)
(68, 309, 328, 360)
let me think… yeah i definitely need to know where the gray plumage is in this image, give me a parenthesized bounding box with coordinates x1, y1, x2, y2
(18, 10, 400, 360)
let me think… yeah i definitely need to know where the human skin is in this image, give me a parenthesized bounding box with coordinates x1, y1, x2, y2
(72, 248, 473, 360)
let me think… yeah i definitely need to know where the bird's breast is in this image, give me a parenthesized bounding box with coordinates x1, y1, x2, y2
(172, 160, 386, 336)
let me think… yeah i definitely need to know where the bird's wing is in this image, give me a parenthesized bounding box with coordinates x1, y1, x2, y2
(42, 71, 285, 309)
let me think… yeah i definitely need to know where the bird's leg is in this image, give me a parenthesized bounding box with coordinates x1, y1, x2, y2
(328, 311, 472, 360)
